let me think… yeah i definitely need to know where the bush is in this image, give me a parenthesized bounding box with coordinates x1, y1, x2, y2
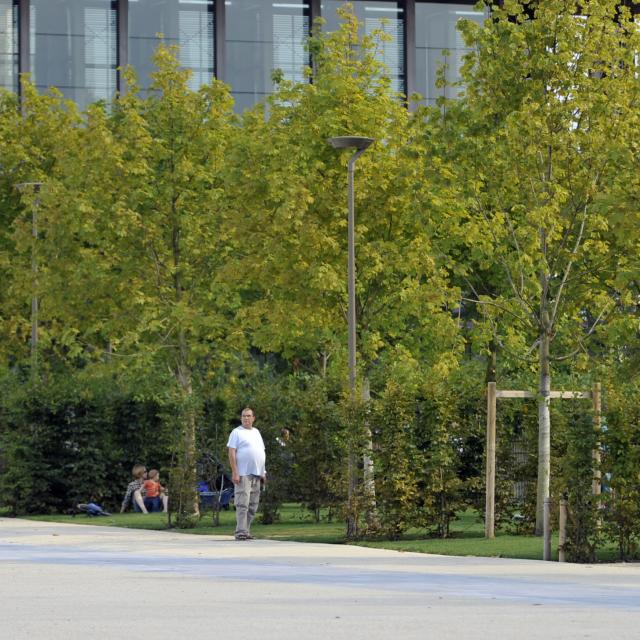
(0, 371, 172, 514)
(558, 410, 600, 563)
(371, 382, 422, 539)
(601, 383, 640, 561)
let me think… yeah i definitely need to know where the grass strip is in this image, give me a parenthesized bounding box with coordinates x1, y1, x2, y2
(20, 505, 621, 562)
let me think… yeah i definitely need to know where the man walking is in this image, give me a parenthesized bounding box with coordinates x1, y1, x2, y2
(227, 407, 266, 540)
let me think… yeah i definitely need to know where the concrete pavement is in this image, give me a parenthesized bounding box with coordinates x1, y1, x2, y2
(1, 517, 639, 639)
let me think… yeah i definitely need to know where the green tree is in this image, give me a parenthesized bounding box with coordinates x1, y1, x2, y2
(447, 0, 640, 533)
(0, 83, 82, 370)
(224, 7, 461, 534)
(7, 48, 238, 523)
(229, 10, 458, 375)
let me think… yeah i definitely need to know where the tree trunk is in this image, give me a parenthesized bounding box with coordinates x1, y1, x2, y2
(535, 326, 551, 535)
(169, 204, 199, 521)
(176, 330, 199, 518)
(362, 377, 378, 529)
(319, 351, 329, 377)
(486, 337, 497, 384)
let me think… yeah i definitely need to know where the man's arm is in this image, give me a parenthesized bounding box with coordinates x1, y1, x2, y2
(228, 447, 240, 484)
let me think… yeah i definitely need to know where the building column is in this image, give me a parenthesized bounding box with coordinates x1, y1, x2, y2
(214, 0, 225, 82)
(18, 0, 29, 91)
(310, 0, 321, 27)
(117, 0, 128, 94)
(403, 0, 416, 107)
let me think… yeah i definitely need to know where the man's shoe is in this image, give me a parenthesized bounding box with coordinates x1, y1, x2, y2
(235, 533, 248, 540)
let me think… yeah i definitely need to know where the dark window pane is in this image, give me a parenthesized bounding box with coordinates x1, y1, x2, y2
(0, 0, 17, 92)
(226, 0, 309, 111)
(129, 0, 214, 94)
(322, 1, 404, 94)
(415, 2, 485, 106)
(32, 0, 117, 108)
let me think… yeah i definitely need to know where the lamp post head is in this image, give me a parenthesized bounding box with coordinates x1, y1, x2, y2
(328, 136, 374, 151)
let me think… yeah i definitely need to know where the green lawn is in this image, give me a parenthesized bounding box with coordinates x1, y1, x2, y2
(19, 504, 622, 562)
(24, 503, 346, 544)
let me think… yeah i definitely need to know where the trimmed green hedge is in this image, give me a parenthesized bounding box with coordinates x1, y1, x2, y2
(0, 371, 173, 514)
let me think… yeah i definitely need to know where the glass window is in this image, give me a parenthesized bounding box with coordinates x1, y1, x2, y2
(226, 0, 309, 112)
(415, 2, 485, 106)
(31, 0, 117, 108)
(322, 1, 404, 95)
(129, 0, 214, 94)
(0, 0, 17, 92)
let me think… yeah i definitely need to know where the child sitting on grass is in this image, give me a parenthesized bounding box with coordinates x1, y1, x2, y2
(142, 469, 168, 513)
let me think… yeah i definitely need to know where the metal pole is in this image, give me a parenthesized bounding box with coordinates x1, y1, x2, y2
(31, 193, 38, 372)
(543, 496, 552, 561)
(558, 497, 568, 562)
(327, 137, 373, 540)
(485, 381, 497, 538)
(346, 148, 365, 538)
(347, 152, 359, 397)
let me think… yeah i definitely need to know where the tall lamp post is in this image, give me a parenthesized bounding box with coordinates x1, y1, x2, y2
(328, 135, 374, 538)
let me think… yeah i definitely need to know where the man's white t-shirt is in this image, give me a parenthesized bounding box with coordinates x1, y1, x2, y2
(227, 426, 266, 477)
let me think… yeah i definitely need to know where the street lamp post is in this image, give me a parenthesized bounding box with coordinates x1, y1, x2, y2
(328, 136, 374, 538)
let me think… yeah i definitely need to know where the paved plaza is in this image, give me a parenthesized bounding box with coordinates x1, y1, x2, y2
(1, 517, 639, 639)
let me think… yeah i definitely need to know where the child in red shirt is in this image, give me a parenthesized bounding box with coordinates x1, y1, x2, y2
(142, 469, 168, 513)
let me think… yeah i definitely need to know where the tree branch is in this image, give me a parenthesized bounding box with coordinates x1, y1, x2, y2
(460, 296, 532, 328)
(551, 302, 612, 361)
(549, 202, 588, 327)
(475, 200, 537, 322)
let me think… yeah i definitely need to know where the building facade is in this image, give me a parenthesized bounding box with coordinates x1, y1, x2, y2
(0, 0, 485, 111)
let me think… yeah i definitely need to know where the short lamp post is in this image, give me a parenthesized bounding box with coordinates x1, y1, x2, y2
(328, 135, 374, 538)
